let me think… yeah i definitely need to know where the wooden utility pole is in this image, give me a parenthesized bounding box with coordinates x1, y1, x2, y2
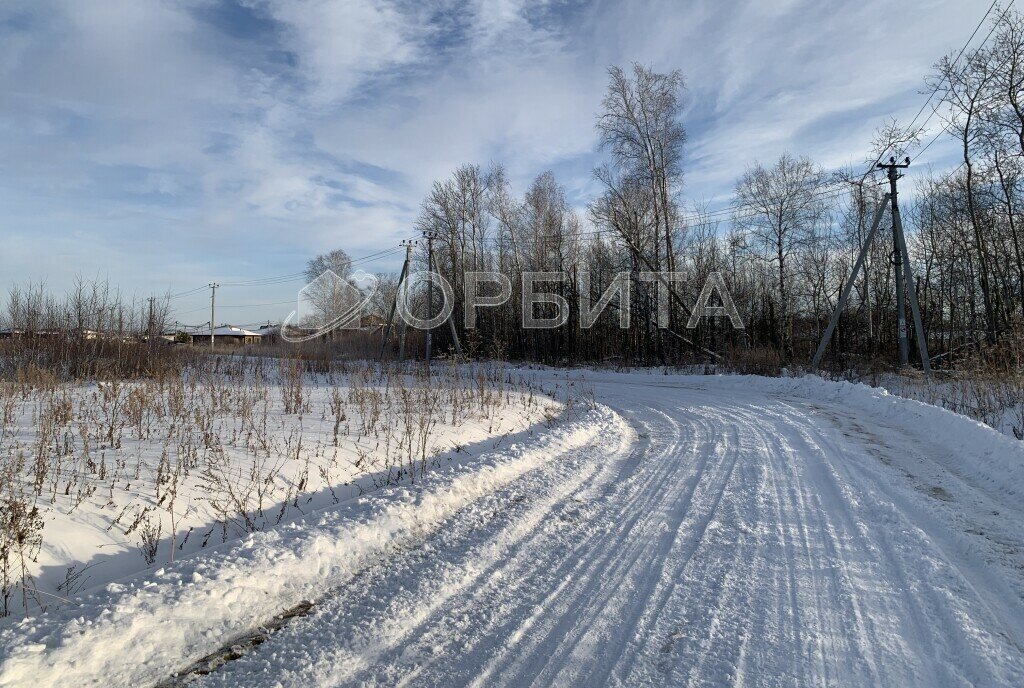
(209, 283, 219, 351)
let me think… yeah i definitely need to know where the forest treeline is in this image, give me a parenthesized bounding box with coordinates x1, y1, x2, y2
(404, 6, 1024, 371)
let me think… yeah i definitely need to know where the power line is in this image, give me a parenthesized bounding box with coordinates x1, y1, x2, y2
(165, 244, 407, 299)
(167, 304, 211, 317)
(914, 125, 946, 161)
(212, 299, 295, 309)
(919, 0, 1014, 133)
(218, 246, 406, 287)
(168, 285, 207, 299)
(113, 5, 1017, 307)
(218, 273, 307, 288)
(906, 0, 1001, 136)
(913, 1, 1015, 165)
(864, 0, 1008, 177)
(114, 3, 1016, 303)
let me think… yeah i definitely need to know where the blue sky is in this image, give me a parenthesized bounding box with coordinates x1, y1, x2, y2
(0, 0, 989, 326)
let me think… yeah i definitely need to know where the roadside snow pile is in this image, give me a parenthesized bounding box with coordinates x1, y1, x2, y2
(705, 373, 1024, 503)
(0, 404, 623, 688)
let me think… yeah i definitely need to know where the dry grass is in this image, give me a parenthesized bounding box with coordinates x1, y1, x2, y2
(0, 354, 556, 617)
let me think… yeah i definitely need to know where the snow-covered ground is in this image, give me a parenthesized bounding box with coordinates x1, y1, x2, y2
(0, 362, 561, 610)
(3, 369, 1024, 687)
(869, 371, 1024, 440)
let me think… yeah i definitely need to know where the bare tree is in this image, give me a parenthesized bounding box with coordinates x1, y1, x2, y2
(597, 64, 686, 284)
(932, 45, 1000, 343)
(992, 5, 1024, 156)
(303, 249, 354, 328)
(734, 154, 828, 361)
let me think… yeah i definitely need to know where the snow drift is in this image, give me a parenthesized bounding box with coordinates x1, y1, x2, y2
(0, 405, 625, 688)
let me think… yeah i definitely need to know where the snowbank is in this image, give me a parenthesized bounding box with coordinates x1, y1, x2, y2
(684, 373, 1024, 504)
(0, 405, 625, 688)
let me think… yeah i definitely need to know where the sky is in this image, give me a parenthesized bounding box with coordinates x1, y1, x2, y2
(0, 0, 992, 327)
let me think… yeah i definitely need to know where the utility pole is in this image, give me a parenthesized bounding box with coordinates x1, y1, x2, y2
(379, 240, 415, 363)
(813, 157, 931, 375)
(209, 283, 219, 351)
(147, 296, 156, 341)
(421, 230, 462, 372)
(424, 231, 435, 371)
(879, 157, 911, 366)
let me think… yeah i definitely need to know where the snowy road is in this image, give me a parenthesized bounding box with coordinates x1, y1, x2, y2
(191, 375, 1024, 687)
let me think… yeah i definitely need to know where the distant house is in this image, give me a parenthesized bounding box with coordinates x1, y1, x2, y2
(156, 330, 185, 344)
(2, 328, 178, 344)
(0, 328, 68, 340)
(257, 322, 280, 344)
(360, 314, 387, 331)
(187, 325, 263, 346)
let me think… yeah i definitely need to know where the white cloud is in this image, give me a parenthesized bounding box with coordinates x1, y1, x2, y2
(251, 0, 425, 105)
(0, 0, 997, 311)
